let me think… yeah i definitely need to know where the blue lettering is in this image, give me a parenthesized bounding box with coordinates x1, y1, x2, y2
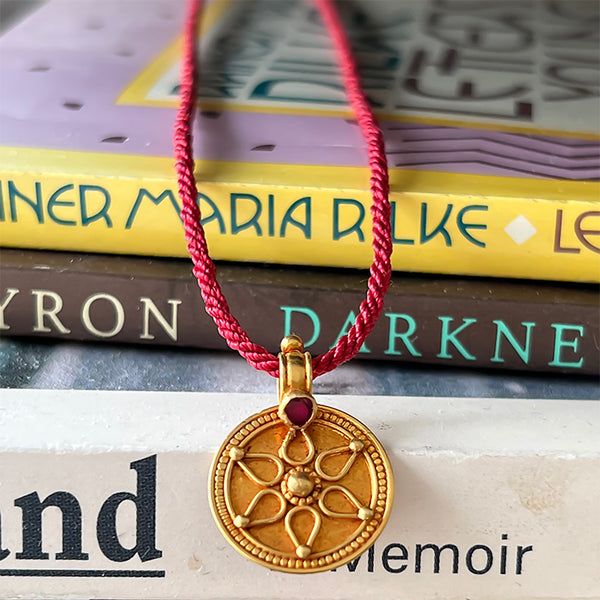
(47, 184, 76, 226)
(8, 181, 44, 223)
(268, 194, 275, 237)
(280, 196, 311, 239)
(231, 193, 262, 235)
(333, 198, 365, 242)
(198, 192, 226, 233)
(391, 201, 414, 245)
(457, 205, 487, 248)
(421, 202, 453, 246)
(80, 185, 112, 227)
(126, 188, 178, 229)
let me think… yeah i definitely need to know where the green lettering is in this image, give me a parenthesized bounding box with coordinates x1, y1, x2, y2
(491, 321, 534, 364)
(384, 313, 422, 357)
(251, 79, 344, 104)
(549, 324, 584, 368)
(437, 317, 477, 360)
(330, 311, 370, 353)
(281, 306, 320, 348)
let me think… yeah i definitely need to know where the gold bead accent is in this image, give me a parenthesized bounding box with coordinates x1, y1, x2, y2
(280, 334, 304, 353)
(229, 447, 245, 461)
(358, 506, 374, 521)
(349, 439, 364, 452)
(234, 515, 249, 528)
(296, 544, 311, 559)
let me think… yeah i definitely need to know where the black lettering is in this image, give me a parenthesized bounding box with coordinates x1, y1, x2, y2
(426, 12, 533, 51)
(554, 209, 580, 254)
(466, 544, 493, 574)
(0, 510, 10, 560)
(96, 455, 162, 562)
(415, 543, 459, 574)
(575, 211, 600, 254)
(14, 492, 88, 560)
(500, 533, 508, 574)
(382, 543, 408, 573)
(367, 543, 375, 572)
(404, 75, 528, 102)
(516, 545, 533, 575)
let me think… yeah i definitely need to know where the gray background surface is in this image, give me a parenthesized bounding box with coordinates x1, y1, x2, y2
(2, 338, 598, 399)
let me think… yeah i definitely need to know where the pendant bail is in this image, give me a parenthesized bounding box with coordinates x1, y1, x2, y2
(278, 335, 317, 429)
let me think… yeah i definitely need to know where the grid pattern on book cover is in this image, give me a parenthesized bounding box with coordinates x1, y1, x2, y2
(0, 0, 598, 281)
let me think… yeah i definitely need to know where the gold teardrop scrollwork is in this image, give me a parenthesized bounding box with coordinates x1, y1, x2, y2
(318, 484, 374, 521)
(285, 505, 322, 558)
(229, 446, 285, 486)
(279, 428, 315, 466)
(314, 438, 364, 481)
(233, 488, 287, 529)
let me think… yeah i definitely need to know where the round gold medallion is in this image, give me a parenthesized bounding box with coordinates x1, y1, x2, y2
(209, 403, 394, 573)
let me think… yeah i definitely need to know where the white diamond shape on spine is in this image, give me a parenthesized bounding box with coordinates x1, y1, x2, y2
(504, 216, 537, 245)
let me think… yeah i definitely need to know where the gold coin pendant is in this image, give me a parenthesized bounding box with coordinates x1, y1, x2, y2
(209, 403, 394, 573)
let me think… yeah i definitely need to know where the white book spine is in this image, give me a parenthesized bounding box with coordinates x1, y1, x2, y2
(0, 390, 598, 599)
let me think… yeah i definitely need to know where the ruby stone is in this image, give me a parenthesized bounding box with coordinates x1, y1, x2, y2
(284, 397, 313, 427)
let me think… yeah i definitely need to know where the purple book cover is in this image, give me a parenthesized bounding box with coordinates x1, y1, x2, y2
(0, 0, 599, 281)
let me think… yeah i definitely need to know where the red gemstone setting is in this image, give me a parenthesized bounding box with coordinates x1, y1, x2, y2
(284, 397, 314, 427)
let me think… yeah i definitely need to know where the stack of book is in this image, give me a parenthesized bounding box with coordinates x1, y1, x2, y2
(0, 1, 599, 598)
(1, 0, 598, 376)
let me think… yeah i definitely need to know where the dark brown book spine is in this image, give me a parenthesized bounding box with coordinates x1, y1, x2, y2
(1, 249, 598, 374)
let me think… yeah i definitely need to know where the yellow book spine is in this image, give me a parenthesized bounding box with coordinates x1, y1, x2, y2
(0, 150, 598, 283)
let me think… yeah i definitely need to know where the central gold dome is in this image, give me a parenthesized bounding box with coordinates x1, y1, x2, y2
(287, 471, 314, 497)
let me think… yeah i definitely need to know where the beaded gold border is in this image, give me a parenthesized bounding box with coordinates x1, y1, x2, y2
(209, 404, 394, 573)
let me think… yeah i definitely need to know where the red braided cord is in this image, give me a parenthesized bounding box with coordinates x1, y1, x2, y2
(174, 0, 392, 378)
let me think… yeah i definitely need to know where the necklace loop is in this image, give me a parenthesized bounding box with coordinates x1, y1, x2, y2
(174, 0, 393, 378)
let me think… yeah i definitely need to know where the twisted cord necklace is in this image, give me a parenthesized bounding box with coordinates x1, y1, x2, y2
(174, 0, 395, 573)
